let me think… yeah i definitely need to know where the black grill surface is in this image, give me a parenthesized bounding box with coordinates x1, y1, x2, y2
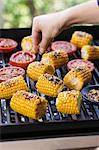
(0, 26, 99, 141)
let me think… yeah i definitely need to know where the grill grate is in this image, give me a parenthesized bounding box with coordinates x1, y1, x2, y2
(0, 52, 99, 125)
(0, 27, 99, 140)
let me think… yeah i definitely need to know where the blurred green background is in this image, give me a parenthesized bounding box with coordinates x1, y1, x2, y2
(1, 0, 88, 28)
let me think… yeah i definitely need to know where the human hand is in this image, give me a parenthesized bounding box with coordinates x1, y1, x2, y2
(32, 0, 99, 54)
(32, 12, 70, 54)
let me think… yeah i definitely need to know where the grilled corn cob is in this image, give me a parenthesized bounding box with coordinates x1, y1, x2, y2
(70, 31, 93, 48)
(36, 73, 64, 97)
(27, 61, 55, 81)
(21, 35, 36, 54)
(41, 49, 69, 69)
(10, 90, 47, 120)
(81, 45, 99, 60)
(63, 67, 92, 90)
(0, 76, 28, 99)
(56, 90, 82, 114)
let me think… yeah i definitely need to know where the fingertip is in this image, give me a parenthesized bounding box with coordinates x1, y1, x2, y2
(33, 45, 39, 54)
(39, 47, 45, 55)
(39, 36, 52, 54)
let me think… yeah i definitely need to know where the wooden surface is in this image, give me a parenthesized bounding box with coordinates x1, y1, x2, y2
(0, 135, 99, 150)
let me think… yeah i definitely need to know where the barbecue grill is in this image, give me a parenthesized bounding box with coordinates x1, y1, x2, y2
(0, 25, 99, 142)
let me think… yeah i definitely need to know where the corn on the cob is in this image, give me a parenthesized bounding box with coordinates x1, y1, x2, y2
(27, 61, 55, 81)
(81, 45, 99, 60)
(56, 90, 82, 114)
(21, 35, 36, 54)
(10, 90, 47, 120)
(41, 49, 69, 69)
(63, 67, 92, 90)
(0, 76, 28, 99)
(70, 31, 93, 48)
(36, 73, 64, 97)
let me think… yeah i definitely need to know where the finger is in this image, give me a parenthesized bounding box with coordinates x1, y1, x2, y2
(32, 17, 41, 54)
(32, 29, 41, 54)
(39, 35, 53, 55)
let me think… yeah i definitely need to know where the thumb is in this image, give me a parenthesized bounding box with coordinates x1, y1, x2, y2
(39, 34, 52, 55)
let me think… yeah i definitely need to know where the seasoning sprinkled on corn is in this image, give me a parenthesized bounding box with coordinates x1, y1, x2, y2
(41, 49, 69, 69)
(27, 61, 55, 81)
(81, 45, 99, 60)
(10, 90, 47, 120)
(0, 76, 28, 99)
(70, 31, 93, 48)
(63, 67, 92, 90)
(36, 73, 64, 97)
(56, 90, 82, 114)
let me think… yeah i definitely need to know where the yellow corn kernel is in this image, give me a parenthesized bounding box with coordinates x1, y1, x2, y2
(63, 67, 92, 90)
(70, 31, 93, 48)
(56, 90, 82, 114)
(36, 73, 64, 97)
(21, 35, 36, 54)
(41, 49, 69, 69)
(0, 76, 28, 99)
(10, 90, 47, 120)
(27, 61, 55, 81)
(81, 45, 99, 60)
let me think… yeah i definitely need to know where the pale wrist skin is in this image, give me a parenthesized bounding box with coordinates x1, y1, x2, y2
(32, 0, 99, 54)
(61, 0, 99, 29)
